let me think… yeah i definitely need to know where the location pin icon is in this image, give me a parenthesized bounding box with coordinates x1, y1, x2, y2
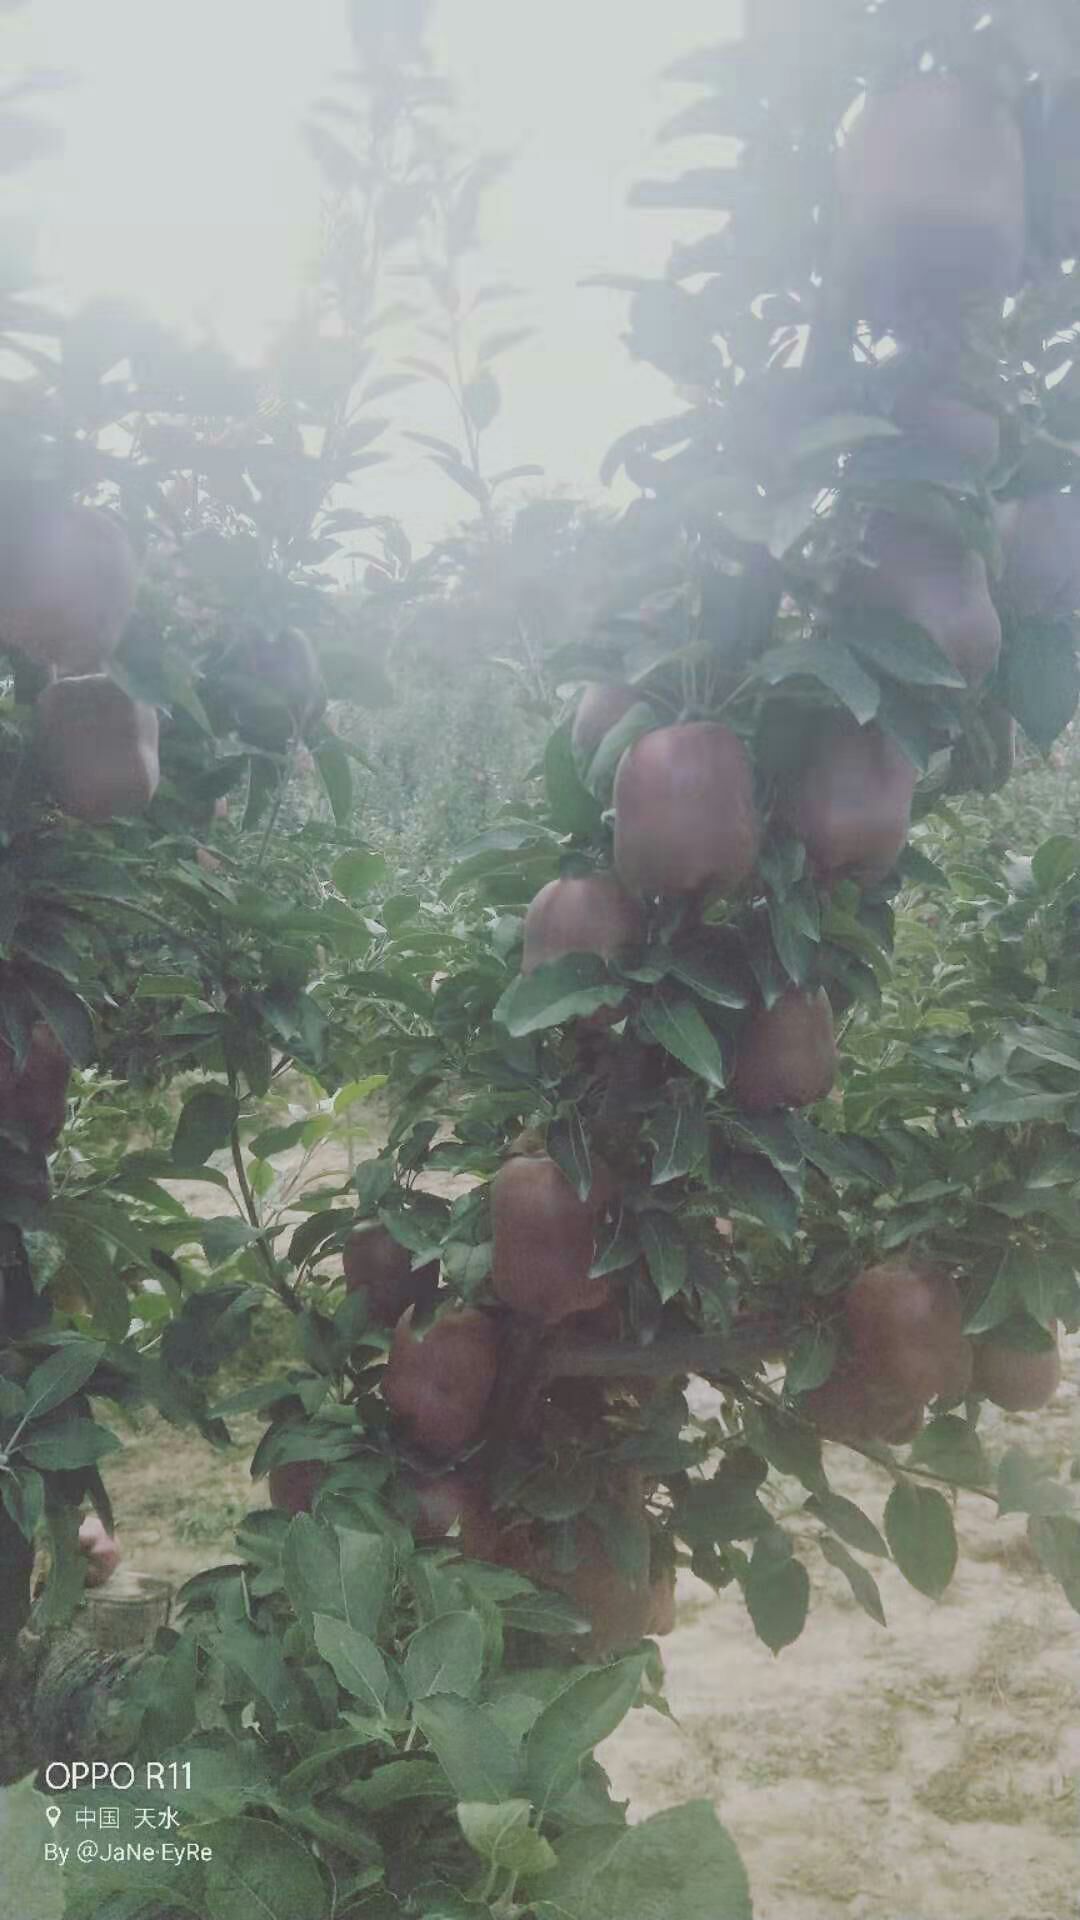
(45, 1806, 61, 1829)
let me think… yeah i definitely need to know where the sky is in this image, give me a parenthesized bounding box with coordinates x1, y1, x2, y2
(4, 0, 741, 549)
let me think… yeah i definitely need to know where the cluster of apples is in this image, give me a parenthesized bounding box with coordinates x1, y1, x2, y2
(804, 1260, 1060, 1446)
(0, 499, 160, 823)
(268, 1219, 674, 1656)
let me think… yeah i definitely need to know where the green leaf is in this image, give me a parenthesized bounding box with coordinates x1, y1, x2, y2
(338, 1758, 451, 1812)
(518, 1457, 598, 1522)
(666, 939, 749, 1009)
(637, 991, 727, 1088)
(884, 1482, 958, 1598)
(583, 700, 658, 798)
(199, 1218, 259, 1266)
(354, 1155, 396, 1213)
(21, 1341, 104, 1421)
(403, 1611, 486, 1702)
(818, 1534, 887, 1627)
(748, 1407, 826, 1493)
(544, 727, 604, 835)
(537, 1802, 751, 1920)
(201, 1817, 330, 1920)
(964, 1252, 1019, 1335)
(758, 636, 880, 724)
(171, 1085, 239, 1170)
(589, 1209, 641, 1278)
(35, 1503, 83, 1628)
(638, 1212, 689, 1302)
(1031, 833, 1080, 893)
(332, 849, 388, 899)
(547, 1106, 592, 1201)
(20, 1418, 121, 1469)
(1027, 1514, 1080, 1613)
(339, 1530, 394, 1637)
(25, 972, 95, 1065)
(313, 1613, 392, 1713)
(2, 1467, 44, 1541)
(789, 1118, 894, 1189)
(743, 1528, 810, 1653)
(723, 1154, 799, 1242)
(412, 1697, 521, 1803)
(525, 1655, 647, 1811)
(458, 1800, 557, 1879)
(499, 1589, 592, 1636)
(495, 955, 628, 1035)
(996, 1447, 1074, 1519)
(315, 738, 353, 825)
(134, 973, 207, 1000)
(0, 1779, 64, 1920)
(967, 1081, 1075, 1126)
(464, 368, 502, 429)
(909, 1416, 990, 1489)
(804, 1490, 887, 1557)
(999, 615, 1079, 750)
(784, 1324, 838, 1395)
(648, 1097, 708, 1184)
(840, 609, 966, 689)
(679, 1454, 772, 1548)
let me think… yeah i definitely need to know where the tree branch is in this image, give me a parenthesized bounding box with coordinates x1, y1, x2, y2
(539, 1323, 782, 1384)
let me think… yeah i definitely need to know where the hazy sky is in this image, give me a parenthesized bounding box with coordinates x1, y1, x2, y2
(6, 1, 740, 547)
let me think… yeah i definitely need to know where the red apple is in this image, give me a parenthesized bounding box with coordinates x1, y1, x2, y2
(383, 1306, 499, 1458)
(614, 722, 760, 900)
(0, 502, 137, 672)
(37, 675, 159, 823)
(733, 988, 837, 1112)
(491, 1155, 613, 1323)
(779, 714, 916, 885)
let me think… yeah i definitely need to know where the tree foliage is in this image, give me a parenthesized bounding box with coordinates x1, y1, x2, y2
(4, 4, 1080, 1916)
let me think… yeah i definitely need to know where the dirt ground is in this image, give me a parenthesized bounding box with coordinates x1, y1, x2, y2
(602, 1352, 1080, 1920)
(93, 1340, 1080, 1920)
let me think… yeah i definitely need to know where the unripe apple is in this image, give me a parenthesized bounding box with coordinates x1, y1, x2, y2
(37, 675, 159, 823)
(972, 1328, 1061, 1412)
(570, 682, 638, 764)
(491, 1154, 613, 1323)
(733, 987, 837, 1112)
(614, 722, 760, 900)
(857, 514, 1001, 687)
(269, 1459, 327, 1516)
(0, 502, 137, 672)
(0, 1023, 69, 1147)
(383, 1306, 498, 1458)
(780, 715, 916, 885)
(946, 702, 1017, 797)
(343, 1224, 439, 1329)
(836, 73, 1025, 318)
